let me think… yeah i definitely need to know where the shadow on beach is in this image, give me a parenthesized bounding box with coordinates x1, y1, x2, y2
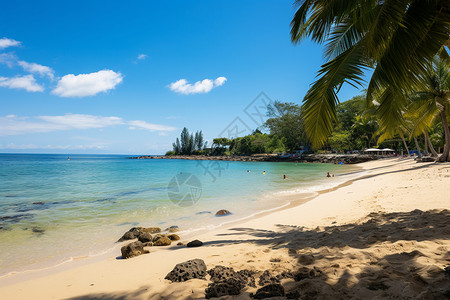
(66, 209, 450, 299)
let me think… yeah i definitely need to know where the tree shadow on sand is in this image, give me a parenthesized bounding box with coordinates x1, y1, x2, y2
(205, 209, 450, 298)
(65, 209, 450, 299)
(65, 285, 150, 300)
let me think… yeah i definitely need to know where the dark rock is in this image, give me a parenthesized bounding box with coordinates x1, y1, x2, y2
(165, 259, 207, 282)
(208, 266, 256, 287)
(205, 266, 256, 298)
(143, 242, 153, 247)
(208, 266, 237, 283)
(252, 284, 285, 299)
(276, 270, 294, 280)
(294, 266, 323, 281)
(177, 242, 184, 246)
(120, 241, 149, 259)
(444, 266, 450, 276)
(153, 236, 172, 246)
(258, 270, 280, 286)
(117, 227, 142, 242)
(138, 232, 152, 243)
(152, 234, 166, 242)
(32, 202, 45, 205)
(168, 234, 180, 241)
(187, 239, 203, 247)
(215, 209, 231, 216)
(238, 269, 257, 287)
(205, 279, 244, 299)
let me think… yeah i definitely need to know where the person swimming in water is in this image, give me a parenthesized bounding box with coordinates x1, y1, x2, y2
(327, 172, 331, 177)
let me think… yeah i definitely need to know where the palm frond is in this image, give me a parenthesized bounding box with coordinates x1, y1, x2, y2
(367, 1, 450, 99)
(303, 42, 369, 147)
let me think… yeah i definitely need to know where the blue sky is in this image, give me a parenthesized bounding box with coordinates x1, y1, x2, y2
(0, 1, 366, 154)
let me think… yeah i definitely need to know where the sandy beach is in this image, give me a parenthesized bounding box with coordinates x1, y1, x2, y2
(0, 158, 449, 299)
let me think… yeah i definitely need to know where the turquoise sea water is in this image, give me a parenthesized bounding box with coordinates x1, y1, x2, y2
(0, 154, 359, 276)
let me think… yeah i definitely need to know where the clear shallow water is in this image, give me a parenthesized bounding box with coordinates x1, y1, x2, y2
(0, 154, 360, 276)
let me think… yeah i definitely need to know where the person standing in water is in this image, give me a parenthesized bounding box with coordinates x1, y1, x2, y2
(263, 171, 266, 175)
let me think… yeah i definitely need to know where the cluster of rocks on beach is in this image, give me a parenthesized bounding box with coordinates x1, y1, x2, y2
(163, 258, 322, 299)
(116, 208, 450, 299)
(117, 210, 231, 259)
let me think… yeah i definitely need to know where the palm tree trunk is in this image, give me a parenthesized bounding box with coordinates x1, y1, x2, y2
(399, 131, 411, 157)
(438, 109, 450, 162)
(424, 131, 439, 157)
(423, 134, 429, 155)
(414, 137, 422, 159)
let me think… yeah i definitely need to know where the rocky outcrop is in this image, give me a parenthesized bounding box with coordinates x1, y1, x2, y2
(130, 154, 376, 165)
(168, 234, 180, 241)
(152, 234, 165, 242)
(205, 266, 255, 298)
(117, 227, 142, 242)
(187, 240, 203, 247)
(258, 270, 280, 286)
(215, 210, 231, 216)
(153, 236, 172, 246)
(137, 232, 152, 243)
(205, 279, 244, 299)
(120, 241, 149, 259)
(208, 266, 256, 287)
(165, 259, 207, 282)
(117, 227, 161, 242)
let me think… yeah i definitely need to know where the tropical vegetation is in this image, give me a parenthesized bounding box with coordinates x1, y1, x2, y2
(290, 0, 450, 161)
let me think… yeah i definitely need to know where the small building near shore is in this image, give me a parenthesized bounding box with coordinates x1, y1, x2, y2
(364, 148, 395, 155)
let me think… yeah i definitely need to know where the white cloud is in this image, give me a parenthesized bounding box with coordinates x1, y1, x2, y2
(0, 75, 44, 92)
(38, 114, 123, 130)
(137, 54, 147, 60)
(18, 61, 55, 80)
(128, 120, 177, 132)
(0, 114, 123, 136)
(0, 52, 18, 67)
(52, 70, 123, 97)
(214, 76, 227, 86)
(0, 114, 177, 136)
(168, 76, 227, 95)
(0, 37, 21, 49)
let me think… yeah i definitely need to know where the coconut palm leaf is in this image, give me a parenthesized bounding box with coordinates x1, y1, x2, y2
(303, 41, 369, 147)
(291, 0, 450, 148)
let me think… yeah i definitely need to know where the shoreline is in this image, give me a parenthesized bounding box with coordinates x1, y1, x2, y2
(0, 158, 449, 299)
(0, 162, 364, 281)
(130, 153, 379, 164)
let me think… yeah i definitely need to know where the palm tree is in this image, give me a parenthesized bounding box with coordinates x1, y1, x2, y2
(406, 57, 450, 161)
(290, 0, 450, 148)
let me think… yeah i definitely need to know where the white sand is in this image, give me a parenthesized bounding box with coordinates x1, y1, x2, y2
(0, 158, 449, 299)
